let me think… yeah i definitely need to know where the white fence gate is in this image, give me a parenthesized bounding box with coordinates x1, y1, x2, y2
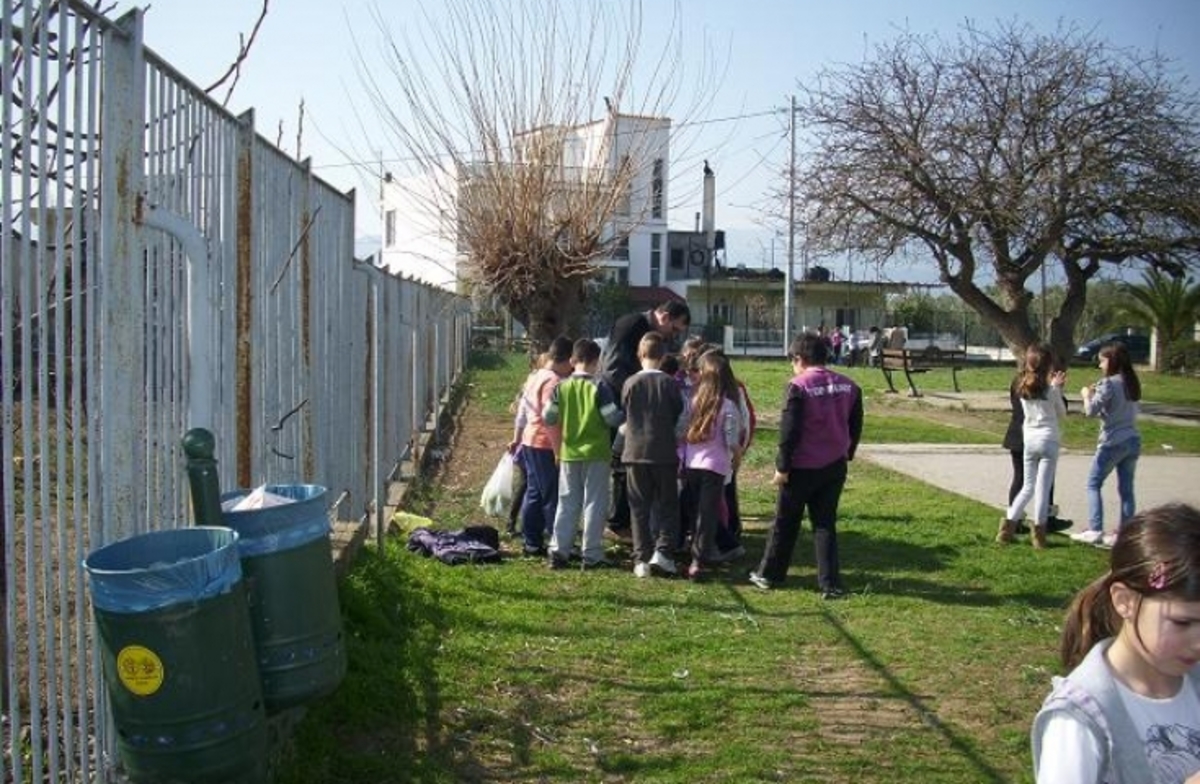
(1, 1, 469, 779)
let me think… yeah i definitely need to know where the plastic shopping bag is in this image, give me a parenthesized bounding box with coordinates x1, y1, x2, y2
(480, 451, 516, 516)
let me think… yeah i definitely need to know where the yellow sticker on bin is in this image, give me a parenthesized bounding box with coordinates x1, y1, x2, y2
(117, 645, 164, 696)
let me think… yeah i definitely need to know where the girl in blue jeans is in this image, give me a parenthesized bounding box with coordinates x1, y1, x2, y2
(1072, 342, 1142, 548)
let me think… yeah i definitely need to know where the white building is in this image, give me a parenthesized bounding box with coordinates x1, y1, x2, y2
(377, 168, 461, 291)
(378, 111, 680, 296)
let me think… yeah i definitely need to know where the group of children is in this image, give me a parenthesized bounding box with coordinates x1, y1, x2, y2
(998, 340, 1145, 550)
(993, 339, 1200, 781)
(509, 333, 754, 581)
(503, 332, 1196, 780)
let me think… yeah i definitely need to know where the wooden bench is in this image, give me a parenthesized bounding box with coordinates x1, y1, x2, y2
(880, 347, 968, 397)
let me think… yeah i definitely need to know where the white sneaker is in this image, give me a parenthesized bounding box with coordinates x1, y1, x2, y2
(633, 562, 651, 579)
(1099, 532, 1119, 549)
(649, 550, 677, 576)
(1069, 530, 1104, 545)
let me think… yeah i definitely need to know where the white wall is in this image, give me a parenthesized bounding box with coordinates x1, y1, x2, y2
(378, 169, 461, 291)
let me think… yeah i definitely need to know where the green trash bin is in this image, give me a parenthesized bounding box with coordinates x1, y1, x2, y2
(221, 484, 346, 713)
(83, 526, 267, 784)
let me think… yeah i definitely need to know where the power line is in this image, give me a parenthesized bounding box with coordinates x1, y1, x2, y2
(311, 106, 787, 170)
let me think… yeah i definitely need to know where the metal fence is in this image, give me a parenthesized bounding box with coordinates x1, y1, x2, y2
(1, 1, 470, 780)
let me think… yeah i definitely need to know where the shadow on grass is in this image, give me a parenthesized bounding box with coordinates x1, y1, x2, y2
(279, 511, 1058, 781)
(823, 609, 1009, 783)
(274, 542, 459, 783)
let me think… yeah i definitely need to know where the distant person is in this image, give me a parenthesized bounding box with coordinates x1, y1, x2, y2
(750, 333, 863, 598)
(601, 300, 691, 538)
(996, 344, 1067, 549)
(1070, 342, 1142, 548)
(1031, 503, 1200, 784)
(867, 326, 883, 367)
(886, 325, 907, 350)
(512, 336, 573, 557)
(829, 326, 845, 364)
(543, 339, 625, 570)
(620, 332, 687, 578)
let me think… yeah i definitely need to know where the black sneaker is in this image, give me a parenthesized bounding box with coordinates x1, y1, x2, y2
(581, 558, 612, 571)
(547, 554, 569, 570)
(821, 587, 848, 601)
(522, 546, 548, 558)
(1047, 516, 1073, 534)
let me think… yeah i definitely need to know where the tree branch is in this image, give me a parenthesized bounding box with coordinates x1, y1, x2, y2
(204, 0, 270, 107)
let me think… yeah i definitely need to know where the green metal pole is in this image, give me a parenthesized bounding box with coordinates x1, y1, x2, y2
(182, 428, 222, 527)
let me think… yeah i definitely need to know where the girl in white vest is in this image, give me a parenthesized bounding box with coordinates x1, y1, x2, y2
(1032, 503, 1200, 783)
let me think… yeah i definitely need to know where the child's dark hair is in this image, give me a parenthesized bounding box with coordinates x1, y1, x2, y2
(1059, 503, 1200, 670)
(571, 338, 600, 366)
(1099, 342, 1141, 402)
(789, 333, 830, 366)
(1017, 343, 1054, 400)
(660, 353, 681, 377)
(547, 336, 573, 364)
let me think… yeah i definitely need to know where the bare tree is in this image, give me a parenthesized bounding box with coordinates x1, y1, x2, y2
(793, 21, 1200, 360)
(351, 0, 719, 347)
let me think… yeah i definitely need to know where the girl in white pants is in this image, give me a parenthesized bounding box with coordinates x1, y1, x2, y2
(998, 343, 1066, 549)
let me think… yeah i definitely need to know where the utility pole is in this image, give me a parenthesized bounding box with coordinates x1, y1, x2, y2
(783, 95, 797, 355)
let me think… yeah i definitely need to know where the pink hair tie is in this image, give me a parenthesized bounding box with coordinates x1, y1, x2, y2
(1148, 562, 1169, 591)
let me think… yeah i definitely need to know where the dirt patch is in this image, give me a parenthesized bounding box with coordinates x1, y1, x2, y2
(786, 644, 920, 744)
(437, 402, 515, 504)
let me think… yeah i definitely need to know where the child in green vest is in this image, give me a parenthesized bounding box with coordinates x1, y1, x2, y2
(543, 339, 625, 569)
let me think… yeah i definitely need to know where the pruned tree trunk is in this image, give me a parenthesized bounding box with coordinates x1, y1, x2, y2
(509, 275, 588, 354)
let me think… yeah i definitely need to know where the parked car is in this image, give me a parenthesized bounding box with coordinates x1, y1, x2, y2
(1075, 332, 1151, 364)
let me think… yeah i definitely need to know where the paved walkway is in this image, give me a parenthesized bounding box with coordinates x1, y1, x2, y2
(892, 390, 1200, 424)
(857, 444, 1200, 532)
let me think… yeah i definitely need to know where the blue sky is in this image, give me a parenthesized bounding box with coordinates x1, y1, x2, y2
(114, 0, 1200, 281)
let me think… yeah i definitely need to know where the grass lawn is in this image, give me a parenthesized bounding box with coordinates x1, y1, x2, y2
(270, 350, 1163, 783)
(735, 358, 1200, 454)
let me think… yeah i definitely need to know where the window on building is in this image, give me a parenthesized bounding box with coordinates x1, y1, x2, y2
(602, 267, 629, 286)
(650, 233, 662, 286)
(651, 158, 664, 218)
(385, 209, 397, 247)
(617, 154, 632, 215)
(613, 236, 630, 260)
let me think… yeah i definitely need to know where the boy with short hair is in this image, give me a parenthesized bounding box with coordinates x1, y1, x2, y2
(621, 332, 688, 577)
(543, 339, 625, 569)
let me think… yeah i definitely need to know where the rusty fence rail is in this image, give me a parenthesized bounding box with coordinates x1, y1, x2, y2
(1, 1, 470, 780)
